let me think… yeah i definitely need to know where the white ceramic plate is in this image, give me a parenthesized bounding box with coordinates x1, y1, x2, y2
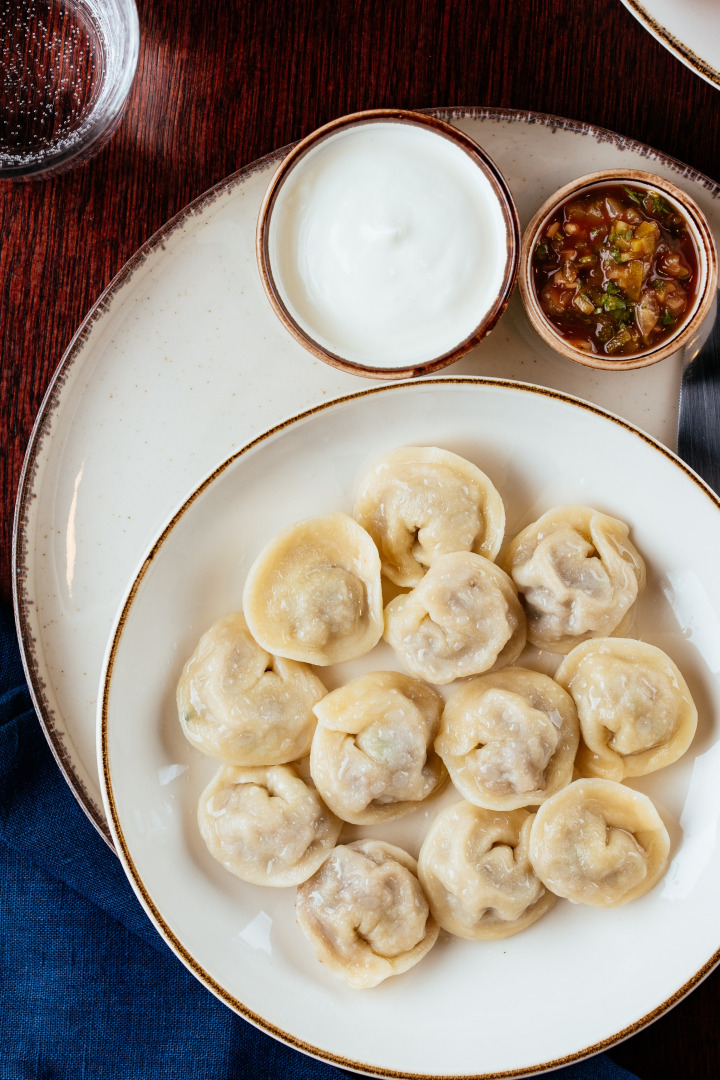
(620, 0, 720, 91)
(101, 378, 720, 1079)
(14, 109, 720, 842)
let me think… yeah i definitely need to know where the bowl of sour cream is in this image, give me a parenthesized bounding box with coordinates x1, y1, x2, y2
(256, 109, 520, 379)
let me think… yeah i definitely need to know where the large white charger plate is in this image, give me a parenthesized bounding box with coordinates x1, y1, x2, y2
(14, 108, 720, 843)
(620, 0, 720, 91)
(101, 378, 720, 1079)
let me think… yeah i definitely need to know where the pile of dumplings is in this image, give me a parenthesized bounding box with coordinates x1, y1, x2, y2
(176, 446, 697, 990)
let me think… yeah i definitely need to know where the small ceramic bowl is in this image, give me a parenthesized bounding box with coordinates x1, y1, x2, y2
(518, 169, 718, 371)
(256, 109, 520, 380)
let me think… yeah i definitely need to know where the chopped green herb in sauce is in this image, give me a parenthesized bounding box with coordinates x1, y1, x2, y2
(622, 186, 644, 207)
(532, 184, 697, 358)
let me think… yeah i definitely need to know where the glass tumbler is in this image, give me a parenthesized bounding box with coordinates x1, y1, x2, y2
(0, 0, 139, 179)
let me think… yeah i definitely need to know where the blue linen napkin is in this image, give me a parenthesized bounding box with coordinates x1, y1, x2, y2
(0, 603, 639, 1080)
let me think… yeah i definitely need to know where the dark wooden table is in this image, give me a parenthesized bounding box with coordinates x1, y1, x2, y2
(2, 0, 719, 1075)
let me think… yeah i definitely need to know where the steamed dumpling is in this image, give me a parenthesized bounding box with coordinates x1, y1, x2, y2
(555, 638, 697, 780)
(310, 671, 446, 823)
(354, 446, 505, 586)
(177, 612, 325, 764)
(243, 513, 383, 665)
(502, 506, 646, 653)
(384, 551, 526, 685)
(435, 668, 579, 809)
(418, 802, 555, 939)
(529, 778, 670, 907)
(198, 762, 342, 886)
(296, 840, 438, 988)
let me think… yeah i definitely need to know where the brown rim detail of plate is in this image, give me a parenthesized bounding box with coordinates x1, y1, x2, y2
(101, 376, 720, 1080)
(620, 0, 720, 91)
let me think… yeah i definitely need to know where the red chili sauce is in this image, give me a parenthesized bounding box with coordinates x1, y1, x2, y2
(532, 184, 698, 358)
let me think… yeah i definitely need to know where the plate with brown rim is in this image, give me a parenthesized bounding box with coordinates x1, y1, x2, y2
(100, 377, 720, 1078)
(620, 0, 720, 93)
(13, 109, 720, 850)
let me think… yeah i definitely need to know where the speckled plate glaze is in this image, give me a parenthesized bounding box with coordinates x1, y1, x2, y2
(620, 0, 720, 91)
(13, 109, 720, 844)
(100, 378, 720, 1078)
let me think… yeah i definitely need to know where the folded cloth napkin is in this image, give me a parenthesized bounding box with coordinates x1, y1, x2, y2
(0, 603, 639, 1080)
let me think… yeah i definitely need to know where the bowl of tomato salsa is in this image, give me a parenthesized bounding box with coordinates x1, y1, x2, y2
(518, 170, 718, 370)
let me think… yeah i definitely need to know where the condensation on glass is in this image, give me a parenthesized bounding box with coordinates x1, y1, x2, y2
(0, 0, 138, 179)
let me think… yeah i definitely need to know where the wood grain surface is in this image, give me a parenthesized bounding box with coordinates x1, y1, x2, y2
(2, 0, 719, 1075)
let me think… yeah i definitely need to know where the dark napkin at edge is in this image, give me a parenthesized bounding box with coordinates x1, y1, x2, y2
(0, 603, 639, 1080)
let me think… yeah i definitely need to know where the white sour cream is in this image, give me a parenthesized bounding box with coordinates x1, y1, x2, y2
(268, 122, 509, 369)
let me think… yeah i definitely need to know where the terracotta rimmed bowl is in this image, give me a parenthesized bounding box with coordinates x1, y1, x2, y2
(256, 109, 520, 380)
(518, 169, 718, 371)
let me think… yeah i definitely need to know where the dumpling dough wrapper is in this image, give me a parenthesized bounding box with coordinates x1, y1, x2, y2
(436, 667, 579, 809)
(244, 513, 383, 665)
(354, 445, 505, 586)
(198, 762, 341, 886)
(418, 801, 555, 939)
(311, 670, 446, 823)
(502, 505, 645, 654)
(555, 637, 697, 780)
(384, 551, 526, 684)
(296, 839, 438, 988)
(529, 778, 670, 907)
(177, 612, 326, 765)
